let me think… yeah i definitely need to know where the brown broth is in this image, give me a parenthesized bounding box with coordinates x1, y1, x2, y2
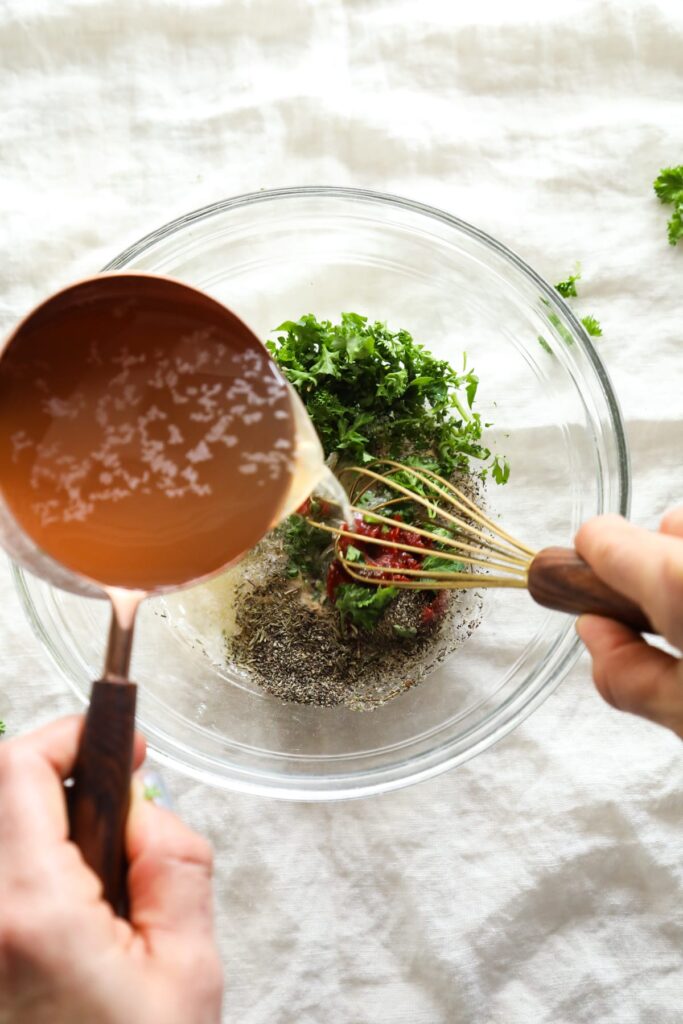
(0, 274, 297, 590)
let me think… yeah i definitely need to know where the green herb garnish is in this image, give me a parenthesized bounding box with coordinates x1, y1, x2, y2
(421, 554, 465, 574)
(555, 266, 581, 298)
(548, 311, 575, 346)
(334, 583, 398, 632)
(373, 456, 448, 522)
(345, 545, 365, 562)
(269, 313, 509, 633)
(541, 272, 602, 352)
(143, 784, 162, 801)
(0, 721, 5, 737)
(581, 315, 602, 338)
(491, 454, 510, 485)
(283, 510, 330, 578)
(654, 166, 683, 245)
(267, 314, 503, 481)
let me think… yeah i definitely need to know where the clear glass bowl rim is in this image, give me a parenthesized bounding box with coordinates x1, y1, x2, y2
(13, 185, 630, 800)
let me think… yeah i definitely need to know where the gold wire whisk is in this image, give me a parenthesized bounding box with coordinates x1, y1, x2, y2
(306, 459, 536, 591)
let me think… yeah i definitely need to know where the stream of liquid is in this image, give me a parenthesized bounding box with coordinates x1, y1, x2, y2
(0, 274, 343, 596)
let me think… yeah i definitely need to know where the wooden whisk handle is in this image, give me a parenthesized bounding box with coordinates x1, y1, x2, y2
(68, 680, 137, 916)
(527, 547, 655, 634)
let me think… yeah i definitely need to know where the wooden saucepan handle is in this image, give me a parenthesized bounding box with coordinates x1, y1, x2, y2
(527, 546, 655, 635)
(68, 680, 137, 917)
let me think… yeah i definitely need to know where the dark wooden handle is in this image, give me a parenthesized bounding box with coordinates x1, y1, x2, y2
(527, 546, 655, 634)
(68, 680, 137, 916)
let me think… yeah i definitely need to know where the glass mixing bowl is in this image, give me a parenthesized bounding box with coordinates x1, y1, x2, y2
(13, 187, 629, 800)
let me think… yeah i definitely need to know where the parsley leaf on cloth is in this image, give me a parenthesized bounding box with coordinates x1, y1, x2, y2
(653, 166, 683, 204)
(581, 315, 602, 338)
(555, 266, 581, 298)
(653, 166, 683, 246)
(548, 271, 602, 346)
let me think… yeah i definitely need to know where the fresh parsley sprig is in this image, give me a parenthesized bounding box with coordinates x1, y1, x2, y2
(540, 270, 602, 348)
(653, 166, 683, 246)
(555, 266, 581, 298)
(580, 315, 602, 338)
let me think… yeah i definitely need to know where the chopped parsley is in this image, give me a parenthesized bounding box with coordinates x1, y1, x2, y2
(491, 454, 510, 484)
(268, 313, 509, 633)
(421, 553, 465, 574)
(543, 310, 575, 348)
(344, 545, 365, 562)
(0, 720, 5, 736)
(267, 314, 504, 480)
(143, 784, 162, 801)
(581, 314, 602, 338)
(283, 508, 330, 577)
(540, 270, 602, 351)
(555, 266, 581, 298)
(334, 583, 398, 632)
(653, 166, 683, 245)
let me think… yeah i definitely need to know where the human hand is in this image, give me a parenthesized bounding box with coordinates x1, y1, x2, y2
(575, 509, 683, 739)
(0, 716, 222, 1024)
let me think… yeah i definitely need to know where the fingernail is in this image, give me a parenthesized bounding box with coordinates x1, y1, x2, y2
(141, 769, 173, 809)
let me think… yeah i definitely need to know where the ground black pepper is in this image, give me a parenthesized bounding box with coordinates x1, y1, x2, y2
(226, 526, 483, 710)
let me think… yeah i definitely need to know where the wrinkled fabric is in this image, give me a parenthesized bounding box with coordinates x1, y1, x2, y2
(0, 2, 681, 1022)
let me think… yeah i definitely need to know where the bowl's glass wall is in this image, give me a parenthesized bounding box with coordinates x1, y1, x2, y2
(14, 189, 628, 799)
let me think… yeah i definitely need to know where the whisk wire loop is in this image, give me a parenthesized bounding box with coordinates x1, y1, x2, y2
(306, 459, 536, 592)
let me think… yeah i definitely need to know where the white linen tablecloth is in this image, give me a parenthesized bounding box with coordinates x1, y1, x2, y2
(0, 2, 681, 1021)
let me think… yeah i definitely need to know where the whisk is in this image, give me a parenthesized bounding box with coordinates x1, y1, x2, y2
(306, 459, 653, 634)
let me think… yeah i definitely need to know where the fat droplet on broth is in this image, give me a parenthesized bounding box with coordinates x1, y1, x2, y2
(16, 346, 286, 512)
(0, 277, 299, 591)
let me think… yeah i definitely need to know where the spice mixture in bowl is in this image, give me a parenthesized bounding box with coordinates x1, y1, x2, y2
(166, 310, 502, 712)
(14, 187, 629, 800)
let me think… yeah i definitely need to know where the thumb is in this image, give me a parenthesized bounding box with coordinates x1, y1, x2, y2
(126, 778, 217, 956)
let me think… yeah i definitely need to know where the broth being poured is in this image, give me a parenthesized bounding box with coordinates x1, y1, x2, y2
(0, 275, 303, 590)
(0, 272, 347, 913)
